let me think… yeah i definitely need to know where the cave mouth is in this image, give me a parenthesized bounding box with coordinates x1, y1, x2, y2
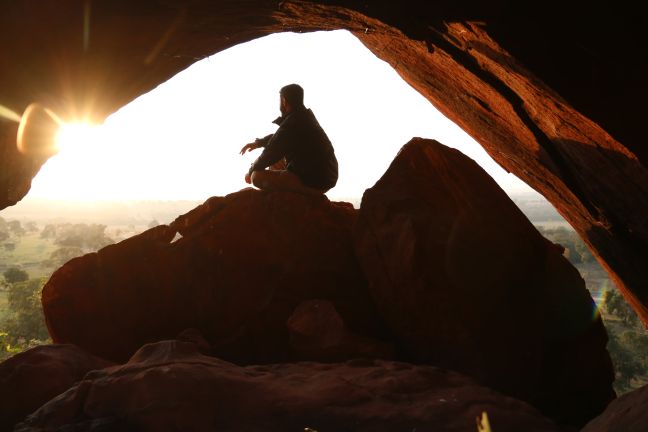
(21, 29, 536, 204)
(0, 29, 609, 302)
(1, 29, 635, 396)
(1, 1, 645, 346)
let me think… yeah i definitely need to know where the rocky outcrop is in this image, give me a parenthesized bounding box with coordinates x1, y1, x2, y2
(15, 337, 563, 432)
(0, 344, 113, 431)
(40, 140, 615, 427)
(583, 383, 648, 432)
(354, 138, 615, 426)
(42, 189, 386, 364)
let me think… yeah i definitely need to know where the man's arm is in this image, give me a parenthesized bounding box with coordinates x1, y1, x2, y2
(247, 127, 294, 176)
(239, 134, 273, 155)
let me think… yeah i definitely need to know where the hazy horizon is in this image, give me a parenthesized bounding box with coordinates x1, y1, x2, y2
(0, 188, 566, 228)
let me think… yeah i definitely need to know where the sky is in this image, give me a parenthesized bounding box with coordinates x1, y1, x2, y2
(24, 29, 538, 202)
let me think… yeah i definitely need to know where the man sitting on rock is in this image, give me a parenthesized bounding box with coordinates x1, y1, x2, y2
(240, 84, 338, 196)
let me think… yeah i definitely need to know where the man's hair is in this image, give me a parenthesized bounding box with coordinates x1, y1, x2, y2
(280, 84, 304, 107)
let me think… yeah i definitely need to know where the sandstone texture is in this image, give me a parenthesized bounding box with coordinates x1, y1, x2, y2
(0, 344, 113, 431)
(354, 138, 615, 426)
(41, 189, 386, 364)
(15, 338, 562, 432)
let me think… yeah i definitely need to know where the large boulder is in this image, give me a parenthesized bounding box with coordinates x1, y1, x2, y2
(41, 189, 386, 364)
(354, 138, 615, 426)
(15, 337, 563, 432)
(0, 344, 113, 431)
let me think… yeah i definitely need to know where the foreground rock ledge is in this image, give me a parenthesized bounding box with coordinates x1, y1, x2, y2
(15, 338, 562, 432)
(0, 344, 114, 432)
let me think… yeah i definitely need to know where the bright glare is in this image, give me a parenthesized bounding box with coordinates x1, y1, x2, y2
(27, 30, 539, 202)
(55, 123, 102, 153)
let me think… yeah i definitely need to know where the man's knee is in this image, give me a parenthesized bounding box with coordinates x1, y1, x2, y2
(250, 171, 264, 189)
(251, 170, 274, 190)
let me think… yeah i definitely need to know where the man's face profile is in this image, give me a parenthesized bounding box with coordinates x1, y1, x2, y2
(280, 95, 289, 116)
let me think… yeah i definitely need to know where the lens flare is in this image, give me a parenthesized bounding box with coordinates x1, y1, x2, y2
(17, 103, 63, 156)
(0, 104, 21, 122)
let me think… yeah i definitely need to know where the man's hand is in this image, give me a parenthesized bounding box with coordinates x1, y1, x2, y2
(239, 141, 260, 155)
(244, 172, 252, 184)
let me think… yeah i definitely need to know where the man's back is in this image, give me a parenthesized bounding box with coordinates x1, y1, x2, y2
(248, 107, 338, 191)
(275, 108, 338, 191)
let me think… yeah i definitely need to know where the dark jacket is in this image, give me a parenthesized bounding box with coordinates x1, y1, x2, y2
(248, 107, 338, 191)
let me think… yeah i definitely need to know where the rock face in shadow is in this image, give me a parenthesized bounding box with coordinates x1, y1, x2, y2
(0, 344, 113, 432)
(42, 189, 386, 364)
(354, 138, 615, 427)
(15, 338, 562, 432)
(583, 383, 648, 432)
(286, 299, 393, 361)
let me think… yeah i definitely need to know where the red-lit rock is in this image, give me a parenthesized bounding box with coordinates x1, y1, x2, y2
(354, 138, 615, 427)
(0, 344, 113, 431)
(41, 189, 385, 364)
(15, 338, 563, 432)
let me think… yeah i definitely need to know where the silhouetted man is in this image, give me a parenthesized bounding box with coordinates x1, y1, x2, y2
(240, 84, 338, 195)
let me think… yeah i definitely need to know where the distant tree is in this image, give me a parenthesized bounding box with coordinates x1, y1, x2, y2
(3, 243, 15, 252)
(54, 223, 113, 251)
(601, 288, 648, 394)
(7, 220, 25, 237)
(3, 267, 29, 284)
(1, 277, 50, 357)
(604, 289, 640, 328)
(40, 224, 57, 239)
(46, 246, 84, 268)
(575, 240, 595, 263)
(538, 226, 598, 266)
(24, 221, 38, 233)
(0, 217, 9, 242)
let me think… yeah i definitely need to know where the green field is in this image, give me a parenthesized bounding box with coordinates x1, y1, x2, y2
(0, 288, 8, 322)
(0, 232, 58, 280)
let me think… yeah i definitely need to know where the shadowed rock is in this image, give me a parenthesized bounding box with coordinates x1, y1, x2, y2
(286, 299, 393, 361)
(354, 138, 615, 427)
(583, 383, 648, 432)
(0, 344, 113, 431)
(42, 189, 386, 364)
(15, 337, 563, 432)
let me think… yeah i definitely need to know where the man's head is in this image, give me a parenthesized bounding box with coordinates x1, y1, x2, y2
(279, 83, 304, 115)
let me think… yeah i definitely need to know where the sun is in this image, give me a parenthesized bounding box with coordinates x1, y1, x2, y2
(55, 123, 103, 153)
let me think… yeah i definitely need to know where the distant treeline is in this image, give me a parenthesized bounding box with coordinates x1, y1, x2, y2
(536, 226, 596, 265)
